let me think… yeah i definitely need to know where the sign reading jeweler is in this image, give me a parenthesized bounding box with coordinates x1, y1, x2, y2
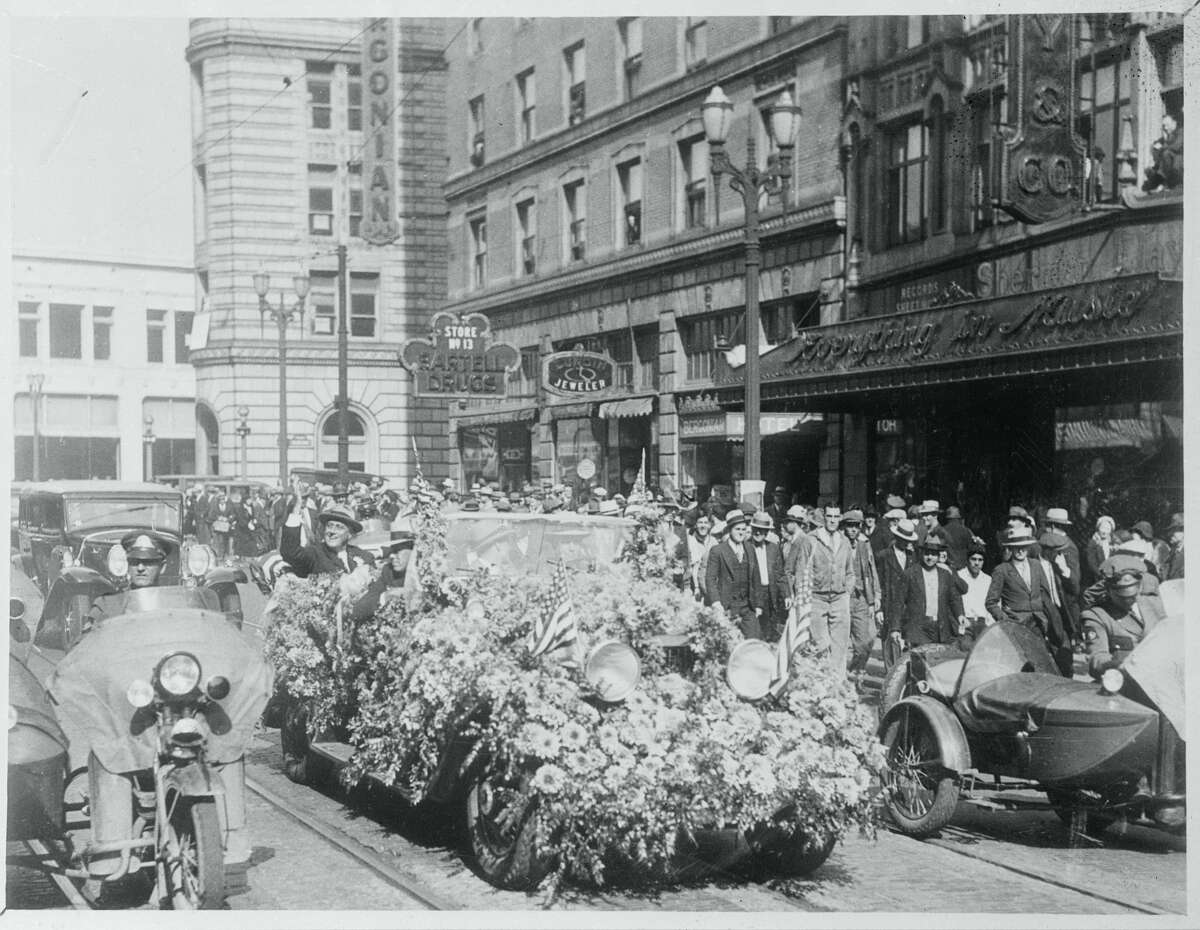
(399, 311, 520, 397)
(542, 348, 617, 397)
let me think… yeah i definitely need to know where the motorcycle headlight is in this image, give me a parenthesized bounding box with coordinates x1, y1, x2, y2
(186, 544, 215, 578)
(10, 597, 25, 623)
(156, 652, 202, 698)
(584, 641, 641, 702)
(107, 544, 128, 578)
(126, 679, 155, 708)
(726, 640, 777, 701)
(205, 675, 230, 700)
(1100, 667, 1125, 694)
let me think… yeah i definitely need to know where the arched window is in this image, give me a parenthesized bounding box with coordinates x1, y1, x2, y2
(318, 408, 370, 472)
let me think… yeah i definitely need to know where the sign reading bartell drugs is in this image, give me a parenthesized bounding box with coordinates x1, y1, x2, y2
(399, 311, 520, 397)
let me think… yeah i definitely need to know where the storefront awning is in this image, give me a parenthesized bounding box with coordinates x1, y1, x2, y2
(678, 411, 824, 442)
(547, 402, 595, 421)
(598, 397, 654, 419)
(454, 406, 538, 429)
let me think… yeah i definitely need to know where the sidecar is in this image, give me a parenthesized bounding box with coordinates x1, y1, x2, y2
(8, 646, 69, 841)
(878, 617, 1185, 840)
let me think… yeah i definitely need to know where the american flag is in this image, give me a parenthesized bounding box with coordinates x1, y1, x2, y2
(769, 599, 812, 696)
(528, 560, 578, 657)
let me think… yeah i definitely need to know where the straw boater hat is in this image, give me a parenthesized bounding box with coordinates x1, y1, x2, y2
(317, 503, 363, 534)
(919, 500, 941, 515)
(724, 509, 747, 528)
(883, 507, 907, 521)
(891, 519, 919, 544)
(1001, 525, 1038, 548)
(597, 499, 621, 516)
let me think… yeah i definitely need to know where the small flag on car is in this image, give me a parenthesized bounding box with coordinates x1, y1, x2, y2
(528, 560, 578, 657)
(629, 448, 648, 502)
(769, 599, 811, 696)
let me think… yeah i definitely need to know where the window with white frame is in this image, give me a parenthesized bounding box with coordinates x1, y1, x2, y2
(350, 274, 377, 338)
(619, 18, 643, 99)
(516, 198, 537, 276)
(565, 43, 586, 126)
(50, 304, 83, 360)
(349, 162, 363, 238)
(92, 306, 113, 361)
(310, 271, 337, 336)
(308, 164, 336, 236)
(347, 65, 362, 131)
(19, 302, 39, 358)
(517, 68, 536, 144)
(146, 309, 167, 363)
(469, 95, 486, 166)
(469, 212, 488, 289)
(618, 158, 642, 247)
(307, 62, 333, 130)
(684, 19, 708, 71)
(563, 179, 586, 262)
(679, 136, 709, 230)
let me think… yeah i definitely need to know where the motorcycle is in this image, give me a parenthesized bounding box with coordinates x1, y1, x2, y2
(47, 586, 273, 908)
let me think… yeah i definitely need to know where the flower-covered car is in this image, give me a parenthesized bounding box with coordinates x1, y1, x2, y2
(265, 492, 882, 892)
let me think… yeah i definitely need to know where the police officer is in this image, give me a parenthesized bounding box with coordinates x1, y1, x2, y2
(122, 532, 170, 589)
(1081, 564, 1166, 679)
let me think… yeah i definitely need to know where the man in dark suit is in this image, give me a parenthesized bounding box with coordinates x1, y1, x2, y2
(985, 525, 1071, 675)
(877, 518, 917, 670)
(281, 498, 375, 578)
(940, 506, 975, 571)
(747, 511, 790, 642)
(704, 509, 760, 639)
(889, 537, 965, 649)
(764, 486, 791, 532)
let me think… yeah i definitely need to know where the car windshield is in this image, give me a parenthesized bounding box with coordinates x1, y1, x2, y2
(955, 620, 1059, 695)
(445, 515, 631, 575)
(93, 585, 221, 617)
(66, 497, 181, 534)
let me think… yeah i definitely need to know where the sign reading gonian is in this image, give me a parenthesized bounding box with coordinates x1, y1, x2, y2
(399, 311, 520, 397)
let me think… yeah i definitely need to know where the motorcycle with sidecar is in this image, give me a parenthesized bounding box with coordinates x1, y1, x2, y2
(877, 602, 1185, 844)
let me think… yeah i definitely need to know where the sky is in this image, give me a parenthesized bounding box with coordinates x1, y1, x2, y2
(10, 16, 194, 262)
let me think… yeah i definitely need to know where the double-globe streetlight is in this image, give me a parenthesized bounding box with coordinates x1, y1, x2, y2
(253, 269, 311, 488)
(701, 85, 801, 483)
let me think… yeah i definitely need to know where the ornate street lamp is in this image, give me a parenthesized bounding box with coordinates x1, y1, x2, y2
(254, 267, 311, 488)
(27, 373, 45, 481)
(143, 414, 156, 482)
(702, 85, 800, 483)
(235, 405, 251, 479)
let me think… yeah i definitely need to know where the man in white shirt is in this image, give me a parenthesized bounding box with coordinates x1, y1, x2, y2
(956, 542, 992, 643)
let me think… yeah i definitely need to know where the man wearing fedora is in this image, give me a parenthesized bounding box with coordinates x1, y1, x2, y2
(352, 534, 415, 621)
(842, 509, 883, 681)
(1081, 563, 1166, 680)
(704, 509, 761, 640)
(795, 503, 856, 675)
(941, 505, 974, 571)
(878, 517, 918, 670)
(281, 493, 376, 578)
(747, 511, 789, 641)
(986, 525, 1071, 675)
(872, 505, 907, 557)
(765, 486, 791, 532)
(915, 500, 950, 552)
(890, 536, 966, 650)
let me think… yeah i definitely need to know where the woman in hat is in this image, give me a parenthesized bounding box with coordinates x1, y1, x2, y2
(281, 490, 376, 578)
(1084, 515, 1116, 587)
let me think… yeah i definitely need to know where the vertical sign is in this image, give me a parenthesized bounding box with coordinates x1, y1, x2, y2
(999, 14, 1085, 224)
(359, 18, 401, 245)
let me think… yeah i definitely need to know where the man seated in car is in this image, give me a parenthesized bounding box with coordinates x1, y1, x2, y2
(1081, 563, 1166, 679)
(281, 492, 375, 578)
(351, 534, 415, 621)
(85, 532, 173, 627)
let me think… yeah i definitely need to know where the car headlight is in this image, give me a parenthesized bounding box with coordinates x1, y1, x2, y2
(126, 679, 155, 708)
(726, 640, 777, 701)
(107, 544, 128, 578)
(186, 544, 215, 578)
(156, 652, 202, 698)
(584, 641, 641, 702)
(1100, 667, 1125, 694)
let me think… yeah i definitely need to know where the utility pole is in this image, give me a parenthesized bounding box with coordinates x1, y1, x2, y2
(336, 242, 350, 484)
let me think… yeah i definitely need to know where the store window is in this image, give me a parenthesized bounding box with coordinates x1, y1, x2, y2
(19, 301, 39, 358)
(144, 397, 198, 477)
(50, 304, 83, 360)
(886, 121, 928, 245)
(146, 309, 166, 363)
(460, 426, 500, 490)
(555, 417, 606, 500)
(16, 393, 121, 480)
(307, 62, 333, 130)
(93, 306, 113, 361)
(517, 68, 536, 144)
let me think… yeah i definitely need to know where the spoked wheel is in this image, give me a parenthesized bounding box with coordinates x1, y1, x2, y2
(160, 795, 225, 909)
(465, 767, 553, 890)
(62, 766, 90, 831)
(877, 645, 962, 720)
(880, 706, 959, 837)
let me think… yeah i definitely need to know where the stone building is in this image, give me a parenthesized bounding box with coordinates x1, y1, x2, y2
(185, 18, 450, 487)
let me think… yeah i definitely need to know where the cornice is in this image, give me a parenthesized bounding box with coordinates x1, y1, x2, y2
(190, 342, 401, 367)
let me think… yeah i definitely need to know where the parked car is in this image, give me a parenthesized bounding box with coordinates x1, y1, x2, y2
(877, 603, 1185, 843)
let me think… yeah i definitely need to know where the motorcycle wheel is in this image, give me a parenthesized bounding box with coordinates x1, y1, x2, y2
(879, 705, 959, 837)
(465, 768, 553, 890)
(877, 644, 961, 720)
(161, 797, 225, 909)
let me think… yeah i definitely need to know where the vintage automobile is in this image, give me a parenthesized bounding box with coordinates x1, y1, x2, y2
(877, 603, 1186, 843)
(271, 509, 854, 890)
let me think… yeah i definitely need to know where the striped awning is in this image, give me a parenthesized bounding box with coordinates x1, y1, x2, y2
(454, 406, 538, 429)
(598, 397, 654, 419)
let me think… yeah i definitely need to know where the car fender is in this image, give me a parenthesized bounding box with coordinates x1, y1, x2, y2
(56, 566, 116, 588)
(878, 694, 972, 774)
(162, 760, 225, 799)
(205, 565, 248, 586)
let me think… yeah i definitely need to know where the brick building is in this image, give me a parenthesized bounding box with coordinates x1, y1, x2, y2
(185, 18, 450, 487)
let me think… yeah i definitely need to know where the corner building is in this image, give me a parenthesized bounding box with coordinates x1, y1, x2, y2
(185, 18, 450, 486)
(442, 17, 848, 505)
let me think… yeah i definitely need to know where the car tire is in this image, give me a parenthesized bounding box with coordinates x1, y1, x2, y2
(878, 644, 961, 720)
(280, 698, 323, 786)
(880, 704, 959, 837)
(752, 827, 836, 877)
(465, 768, 554, 891)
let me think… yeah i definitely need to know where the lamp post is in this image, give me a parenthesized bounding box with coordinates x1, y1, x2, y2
(702, 85, 800, 482)
(143, 414, 156, 482)
(253, 268, 311, 488)
(27, 373, 44, 481)
(235, 405, 251, 479)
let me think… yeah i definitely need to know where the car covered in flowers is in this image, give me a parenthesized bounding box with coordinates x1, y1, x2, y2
(265, 488, 882, 892)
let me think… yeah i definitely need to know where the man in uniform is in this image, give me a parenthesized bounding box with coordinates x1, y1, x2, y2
(123, 532, 170, 589)
(281, 494, 376, 578)
(1081, 563, 1166, 679)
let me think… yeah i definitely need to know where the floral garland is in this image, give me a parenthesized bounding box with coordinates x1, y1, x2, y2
(265, 494, 885, 892)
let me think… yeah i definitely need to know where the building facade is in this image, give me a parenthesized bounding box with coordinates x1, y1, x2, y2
(12, 251, 197, 481)
(185, 18, 450, 488)
(442, 16, 847, 506)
